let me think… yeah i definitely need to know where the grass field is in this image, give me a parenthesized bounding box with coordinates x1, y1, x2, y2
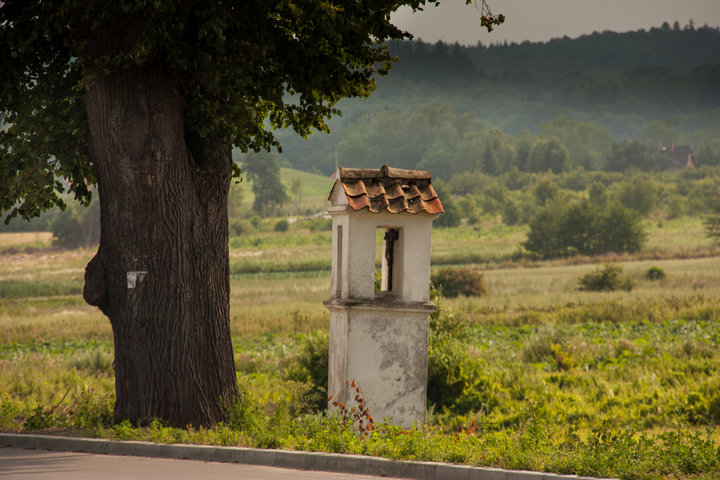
(1, 217, 719, 479)
(0, 232, 54, 253)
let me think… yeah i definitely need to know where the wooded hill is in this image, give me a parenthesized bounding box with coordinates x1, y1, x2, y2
(274, 24, 720, 176)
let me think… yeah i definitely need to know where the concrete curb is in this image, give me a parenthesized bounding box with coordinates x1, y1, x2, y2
(0, 433, 612, 480)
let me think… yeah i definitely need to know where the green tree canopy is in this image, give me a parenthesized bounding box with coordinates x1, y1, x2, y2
(538, 116, 612, 170)
(0, 0, 424, 221)
(527, 137, 571, 174)
(243, 151, 288, 217)
(617, 175, 658, 215)
(606, 139, 657, 172)
(432, 181, 461, 228)
(523, 199, 645, 259)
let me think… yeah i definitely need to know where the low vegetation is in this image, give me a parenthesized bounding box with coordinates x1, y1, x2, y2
(2, 219, 720, 480)
(705, 214, 720, 245)
(577, 264, 634, 292)
(645, 266, 667, 281)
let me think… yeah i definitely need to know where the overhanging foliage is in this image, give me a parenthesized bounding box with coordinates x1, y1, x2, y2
(0, 0, 504, 223)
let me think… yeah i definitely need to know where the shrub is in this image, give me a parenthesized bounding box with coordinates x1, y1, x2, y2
(645, 266, 667, 281)
(229, 219, 255, 236)
(225, 390, 264, 432)
(427, 336, 498, 414)
(685, 391, 720, 425)
(434, 200, 461, 228)
(112, 419, 140, 440)
(578, 264, 633, 292)
(550, 343, 575, 371)
(428, 289, 470, 340)
(527, 137, 571, 173)
(24, 405, 55, 430)
(704, 214, 720, 244)
(284, 332, 328, 412)
(618, 176, 657, 215)
(0, 397, 21, 431)
(431, 267, 487, 298)
(274, 219, 290, 232)
(501, 200, 521, 226)
(533, 178, 559, 206)
(597, 202, 646, 254)
(588, 181, 608, 206)
(426, 290, 493, 414)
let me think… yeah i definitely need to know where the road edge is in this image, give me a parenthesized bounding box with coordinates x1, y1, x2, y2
(0, 433, 612, 480)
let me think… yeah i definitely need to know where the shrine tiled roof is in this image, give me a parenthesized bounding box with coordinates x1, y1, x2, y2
(333, 165, 444, 215)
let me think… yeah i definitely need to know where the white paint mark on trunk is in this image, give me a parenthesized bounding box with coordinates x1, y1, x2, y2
(126, 271, 148, 289)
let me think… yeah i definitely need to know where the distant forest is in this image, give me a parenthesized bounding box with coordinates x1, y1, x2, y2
(271, 23, 720, 177)
(6, 23, 720, 237)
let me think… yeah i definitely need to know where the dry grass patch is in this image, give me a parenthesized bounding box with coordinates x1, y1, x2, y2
(0, 250, 93, 281)
(453, 257, 720, 308)
(0, 232, 54, 249)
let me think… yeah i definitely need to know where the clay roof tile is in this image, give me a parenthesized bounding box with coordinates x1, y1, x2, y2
(333, 165, 444, 215)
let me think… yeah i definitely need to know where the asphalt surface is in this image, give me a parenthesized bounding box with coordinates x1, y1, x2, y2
(0, 447, 385, 480)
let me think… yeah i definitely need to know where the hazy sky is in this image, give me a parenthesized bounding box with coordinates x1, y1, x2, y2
(391, 0, 720, 45)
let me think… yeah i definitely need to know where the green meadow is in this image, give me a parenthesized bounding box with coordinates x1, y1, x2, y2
(1, 213, 720, 479)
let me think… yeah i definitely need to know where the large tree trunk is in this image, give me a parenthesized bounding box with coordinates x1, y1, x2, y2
(82, 65, 236, 427)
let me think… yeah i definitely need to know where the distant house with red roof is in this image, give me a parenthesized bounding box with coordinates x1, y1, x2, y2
(659, 143, 696, 172)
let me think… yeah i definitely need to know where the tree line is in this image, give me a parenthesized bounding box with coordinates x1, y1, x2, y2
(277, 102, 720, 179)
(275, 25, 720, 174)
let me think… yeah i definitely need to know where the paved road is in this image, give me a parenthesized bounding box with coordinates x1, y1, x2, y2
(0, 447, 389, 480)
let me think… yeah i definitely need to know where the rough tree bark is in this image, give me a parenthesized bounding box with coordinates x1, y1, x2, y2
(82, 64, 236, 427)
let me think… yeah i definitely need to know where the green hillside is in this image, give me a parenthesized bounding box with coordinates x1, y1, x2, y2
(280, 167, 335, 215)
(233, 167, 334, 218)
(272, 25, 720, 176)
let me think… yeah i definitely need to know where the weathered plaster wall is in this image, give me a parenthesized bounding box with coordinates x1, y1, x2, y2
(327, 303, 431, 428)
(328, 308, 349, 405)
